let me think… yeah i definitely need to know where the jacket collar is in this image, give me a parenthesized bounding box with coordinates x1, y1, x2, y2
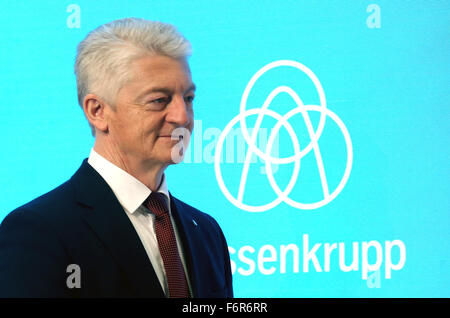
(70, 159, 165, 297)
(86, 149, 171, 215)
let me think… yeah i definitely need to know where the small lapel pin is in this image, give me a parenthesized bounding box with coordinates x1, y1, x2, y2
(192, 219, 198, 226)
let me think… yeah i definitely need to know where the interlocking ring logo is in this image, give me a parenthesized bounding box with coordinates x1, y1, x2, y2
(214, 60, 353, 212)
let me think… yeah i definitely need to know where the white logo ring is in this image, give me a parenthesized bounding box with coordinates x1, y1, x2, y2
(214, 60, 353, 212)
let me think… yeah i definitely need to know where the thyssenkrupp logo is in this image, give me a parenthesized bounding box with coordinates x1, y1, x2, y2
(214, 60, 353, 212)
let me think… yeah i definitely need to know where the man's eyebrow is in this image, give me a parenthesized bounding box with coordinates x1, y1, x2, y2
(136, 84, 196, 101)
(185, 84, 196, 94)
(136, 87, 171, 100)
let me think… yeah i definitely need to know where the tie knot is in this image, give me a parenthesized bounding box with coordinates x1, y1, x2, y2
(145, 192, 169, 218)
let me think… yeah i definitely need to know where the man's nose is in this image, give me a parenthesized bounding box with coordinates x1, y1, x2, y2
(166, 95, 191, 127)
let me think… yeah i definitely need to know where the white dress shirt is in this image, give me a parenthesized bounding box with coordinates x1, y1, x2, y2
(87, 149, 192, 297)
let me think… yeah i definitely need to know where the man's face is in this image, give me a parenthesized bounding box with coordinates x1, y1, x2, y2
(105, 54, 195, 169)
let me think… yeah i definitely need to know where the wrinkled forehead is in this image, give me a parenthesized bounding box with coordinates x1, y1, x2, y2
(116, 54, 194, 100)
(127, 54, 192, 86)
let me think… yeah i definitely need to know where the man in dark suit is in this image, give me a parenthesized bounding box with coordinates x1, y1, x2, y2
(0, 18, 233, 298)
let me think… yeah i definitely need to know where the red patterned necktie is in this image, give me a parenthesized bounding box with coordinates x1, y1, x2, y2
(144, 192, 190, 298)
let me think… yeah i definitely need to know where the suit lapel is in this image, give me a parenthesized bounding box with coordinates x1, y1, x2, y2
(169, 194, 203, 298)
(70, 160, 165, 297)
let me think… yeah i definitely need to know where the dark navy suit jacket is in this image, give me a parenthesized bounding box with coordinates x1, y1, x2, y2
(0, 160, 233, 298)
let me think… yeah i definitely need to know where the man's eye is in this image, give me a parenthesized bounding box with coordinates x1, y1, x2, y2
(185, 95, 195, 103)
(152, 97, 169, 104)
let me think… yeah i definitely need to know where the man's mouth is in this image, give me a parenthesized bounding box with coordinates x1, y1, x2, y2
(159, 134, 183, 140)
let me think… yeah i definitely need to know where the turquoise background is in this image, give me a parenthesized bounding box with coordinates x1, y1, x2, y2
(0, 1, 448, 297)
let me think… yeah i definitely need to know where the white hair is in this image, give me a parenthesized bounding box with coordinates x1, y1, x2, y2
(74, 17, 191, 110)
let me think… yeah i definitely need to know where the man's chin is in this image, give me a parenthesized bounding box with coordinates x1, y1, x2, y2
(169, 148, 186, 164)
(168, 140, 189, 164)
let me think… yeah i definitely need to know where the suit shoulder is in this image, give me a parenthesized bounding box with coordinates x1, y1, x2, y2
(1, 179, 74, 225)
(0, 182, 73, 297)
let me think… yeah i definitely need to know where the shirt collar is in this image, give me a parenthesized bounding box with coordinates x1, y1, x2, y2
(87, 148, 169, 214)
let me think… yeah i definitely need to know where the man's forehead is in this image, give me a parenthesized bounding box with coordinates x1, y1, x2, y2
(126, 55, 194, 91)
(131, 54, 191, 74)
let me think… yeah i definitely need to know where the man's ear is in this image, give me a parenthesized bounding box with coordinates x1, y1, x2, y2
(82, 93, 109, 133)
